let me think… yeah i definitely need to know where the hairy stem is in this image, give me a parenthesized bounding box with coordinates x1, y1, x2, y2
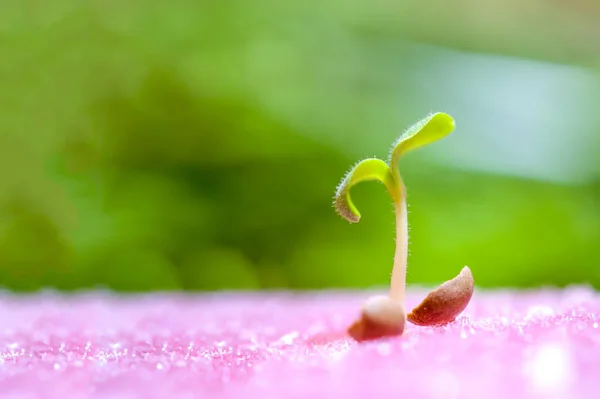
(389, 184, 408, 304)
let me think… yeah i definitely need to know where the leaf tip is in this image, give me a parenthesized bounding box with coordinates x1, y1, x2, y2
(334, 158, 394, 224)
(333, 190, 361, 223)
(389, 112, 456, 167)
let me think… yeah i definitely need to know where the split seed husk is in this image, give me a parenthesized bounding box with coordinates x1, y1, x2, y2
(407, 266, 474, 326)
(348, 295, 406, 342)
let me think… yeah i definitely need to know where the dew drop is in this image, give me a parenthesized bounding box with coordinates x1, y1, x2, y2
(279, 332, 299, 345)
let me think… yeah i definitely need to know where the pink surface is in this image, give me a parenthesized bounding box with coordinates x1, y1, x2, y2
(0, 287, 598, 399)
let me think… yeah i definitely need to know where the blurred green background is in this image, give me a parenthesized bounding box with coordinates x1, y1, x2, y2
(0, 0, 599, 291)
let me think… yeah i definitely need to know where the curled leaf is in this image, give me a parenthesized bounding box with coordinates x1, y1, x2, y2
(407, 266, 474, 326)
(389, 112, 455, 175)
(334, 158, 399, 223)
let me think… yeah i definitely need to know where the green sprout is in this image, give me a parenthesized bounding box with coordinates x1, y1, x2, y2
(335, 112, 474, 341)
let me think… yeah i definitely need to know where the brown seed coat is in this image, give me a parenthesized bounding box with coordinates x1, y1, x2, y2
(407, 266, 474, 326)
(347, 296, 406, 342)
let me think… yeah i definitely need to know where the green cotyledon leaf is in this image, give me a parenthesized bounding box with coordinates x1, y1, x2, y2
(334, 158, 400, 223)
(389, 112, 455, 176)
(334, 113, 454, 224)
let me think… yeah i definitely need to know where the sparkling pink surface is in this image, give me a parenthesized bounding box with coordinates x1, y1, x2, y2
(0, 287, 598, 399)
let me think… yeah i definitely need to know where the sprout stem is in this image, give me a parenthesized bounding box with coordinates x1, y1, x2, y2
(389, 183, 408, 304)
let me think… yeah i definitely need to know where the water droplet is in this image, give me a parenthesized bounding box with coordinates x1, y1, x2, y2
(527, 344, 574, 395)
(526, 306, 555, 320)
(279, 331, 299, 345)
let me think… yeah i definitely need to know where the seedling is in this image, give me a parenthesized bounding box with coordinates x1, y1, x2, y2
(334, 112, 474, 342)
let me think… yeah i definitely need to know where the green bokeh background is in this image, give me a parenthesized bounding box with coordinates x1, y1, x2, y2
(1, 1, 599, 291)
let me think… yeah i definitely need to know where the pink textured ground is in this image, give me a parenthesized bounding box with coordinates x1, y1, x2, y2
(0, 287, 598, 399)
